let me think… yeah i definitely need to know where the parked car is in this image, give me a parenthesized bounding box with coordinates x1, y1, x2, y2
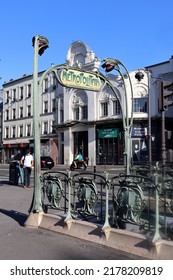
(41, 156, 54, 169)
(11, 153, 54, 169)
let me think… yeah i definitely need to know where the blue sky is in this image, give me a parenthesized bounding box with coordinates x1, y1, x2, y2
(1, 0, 173, 88)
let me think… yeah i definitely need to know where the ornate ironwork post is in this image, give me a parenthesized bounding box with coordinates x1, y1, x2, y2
(152, 163, 161, 242)
(30, 35, 49, 212)
(65, 170, 72, 221)
(102, 172, 110, 230)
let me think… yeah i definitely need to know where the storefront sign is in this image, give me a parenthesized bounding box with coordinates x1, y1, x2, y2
(98, 128, 119, 138)
(59, 68, 102, 91)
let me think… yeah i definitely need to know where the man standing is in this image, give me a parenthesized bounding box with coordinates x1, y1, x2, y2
(20, 150, 34, 189)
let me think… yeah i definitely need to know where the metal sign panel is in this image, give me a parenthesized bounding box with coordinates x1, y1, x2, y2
(59, 68, 102, 91)
(132, 127, 147, 137)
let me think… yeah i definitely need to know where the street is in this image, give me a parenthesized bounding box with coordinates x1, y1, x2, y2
(0, 164, 146, 260)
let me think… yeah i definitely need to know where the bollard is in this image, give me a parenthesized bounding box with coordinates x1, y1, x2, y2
(94, 165, 96, 179)
(104, 157, 106, 169)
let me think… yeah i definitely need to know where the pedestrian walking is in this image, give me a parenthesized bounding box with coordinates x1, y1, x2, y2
(20, 150, 34, 189)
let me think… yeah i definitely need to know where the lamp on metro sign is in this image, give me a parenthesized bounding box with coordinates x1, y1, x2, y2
(32, 36, 49, 56)
(101, 60, 115, 72)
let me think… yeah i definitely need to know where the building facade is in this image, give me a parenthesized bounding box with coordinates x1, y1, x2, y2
(0, 89, 3, 162)
(2, 41, 173, 165)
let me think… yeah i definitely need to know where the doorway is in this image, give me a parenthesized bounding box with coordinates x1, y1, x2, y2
(132, 138, 148, 164)
(97, 138, 118, 165)
(73, 131, 88, 159)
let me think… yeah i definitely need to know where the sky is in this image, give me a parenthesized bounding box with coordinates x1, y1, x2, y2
(1, 0, 173, 88)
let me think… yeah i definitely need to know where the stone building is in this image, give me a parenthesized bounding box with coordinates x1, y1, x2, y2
(2, 41, 173, 165)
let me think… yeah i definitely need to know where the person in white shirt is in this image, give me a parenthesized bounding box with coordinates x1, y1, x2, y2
(20, 150, 34, 189)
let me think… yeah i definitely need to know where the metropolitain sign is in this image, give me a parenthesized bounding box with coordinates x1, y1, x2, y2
(59, 68, 102, 91)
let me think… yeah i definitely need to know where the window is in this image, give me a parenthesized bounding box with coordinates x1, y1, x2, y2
(12, 126, 16, 138)
(20, 87, 23, 100)
(6, 91, 9, 103)
(27, 124, 31, 136)
(113, 100, 121, 115)
(60, 133, 64, 142)
(101, 102, 108, 117)
(12, 89, 16, 101)
(71, 92, 88, 122)
(27, 84, 31, 98)
(81, 105, 88, 120)
(133, 98, 148, 113)
(5, 127, 9, 138)
(59, 98, 64, 123)
(6, 110, 9, 120)
(52, 121, 56, 133)
(52, 74, 57, 90)
(13, 108, 16, 119)
(20, 107, 23, 118)
(73, 105, 88, 121)
(27, 105, 31, 116)
(60, 109, 64, 123)
(43, 122, 48, 134)
(52, 99, 56, 112)
(19, 125, 23, 137)
(44, 101, 48, 113)
(73, 107, 79, 120)
(44, 78, 48, 93)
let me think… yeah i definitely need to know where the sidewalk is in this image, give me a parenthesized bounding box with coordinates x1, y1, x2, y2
(1, 164, 173, 259)
(1, 183, 142, 260)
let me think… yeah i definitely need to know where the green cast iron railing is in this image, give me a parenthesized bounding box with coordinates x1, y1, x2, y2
(40, 163, 173, 242)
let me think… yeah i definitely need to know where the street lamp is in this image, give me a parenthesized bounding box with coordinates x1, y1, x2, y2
(101, 58, 134, 175)
(30, 35, 49, 212)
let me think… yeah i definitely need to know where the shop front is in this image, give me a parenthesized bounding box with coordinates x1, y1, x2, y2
(96, 127, 123, 165)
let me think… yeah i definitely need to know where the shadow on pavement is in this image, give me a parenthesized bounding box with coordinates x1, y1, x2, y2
(0, 180, 22, 188)
(0, 180, 10, 186)
(0, 208, 28, 226)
